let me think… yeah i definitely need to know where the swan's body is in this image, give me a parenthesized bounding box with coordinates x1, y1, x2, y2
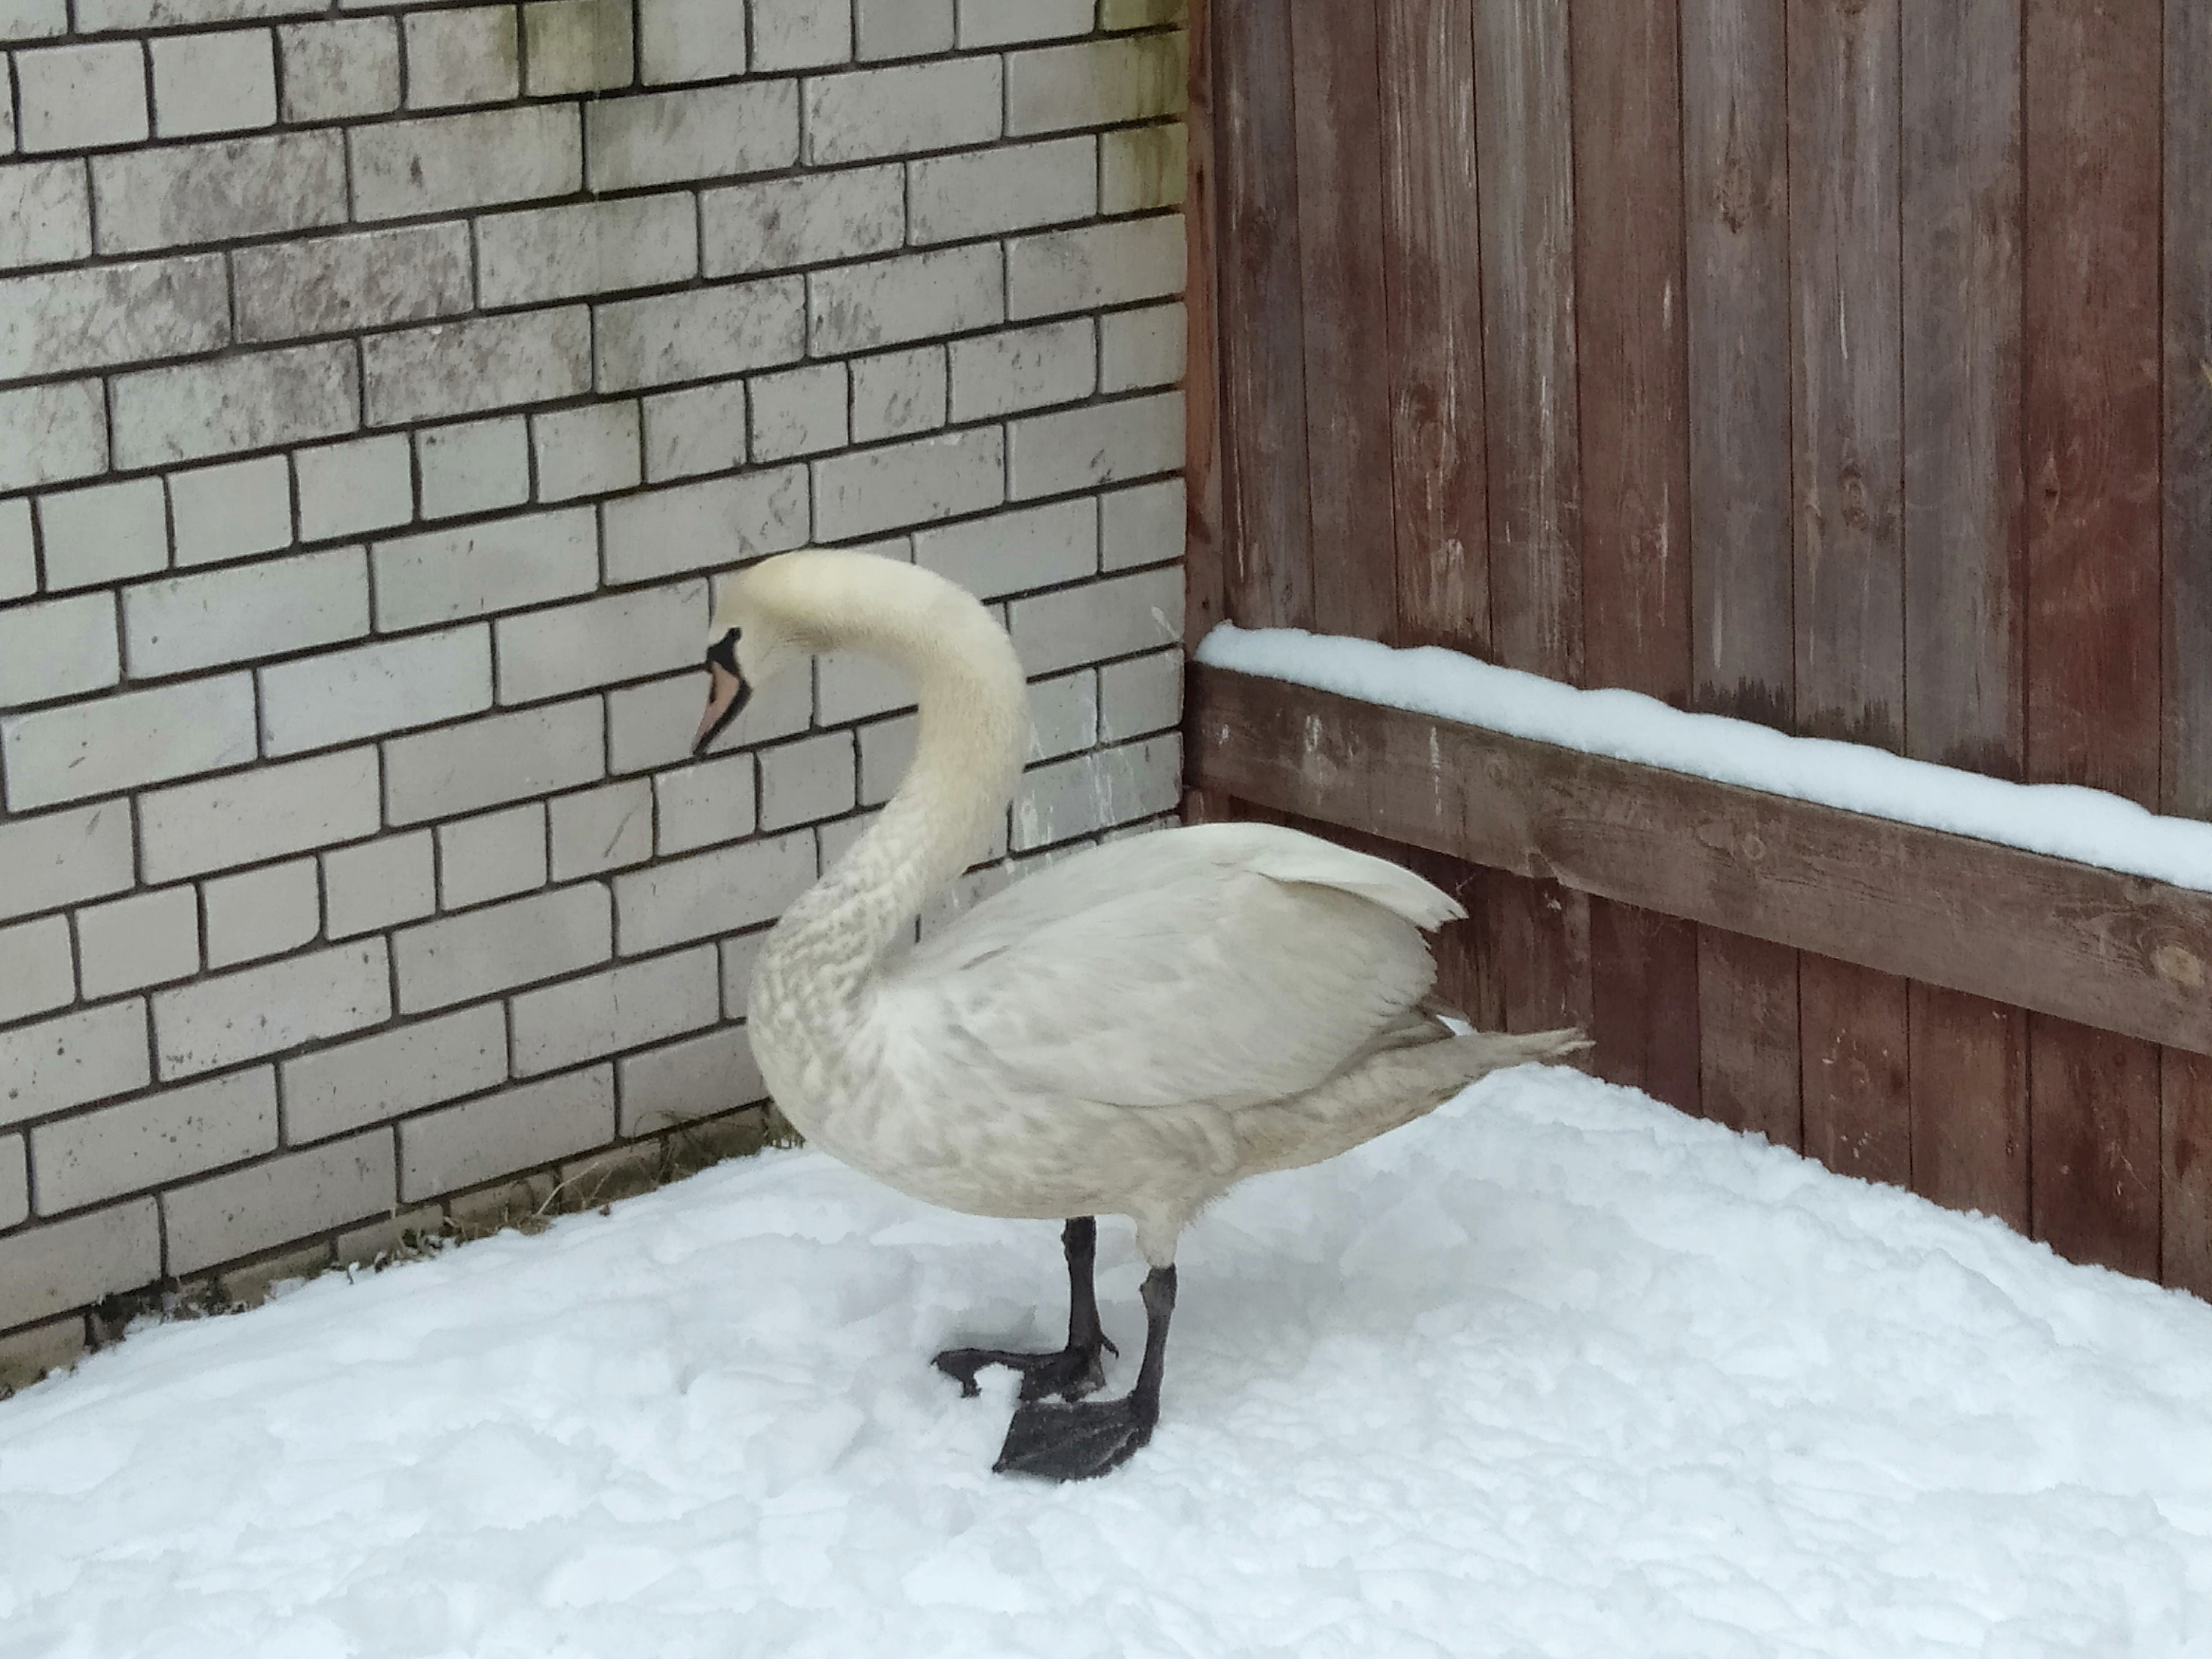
(696, 549, 1584, 1478)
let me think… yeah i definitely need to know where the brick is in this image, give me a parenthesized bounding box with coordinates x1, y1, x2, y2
(959, 0, 1090, 46)
(619, 1024, 765, 1135)
(324, 831, 435, 939)
(0, 0, 63, 41)
(0, 1001, 149, 1130)
(400, 1066, 613, 1203)
(720, 928, 767, 1018)
(915, 497, 1096, 600)
(0, 159, 92, 270)
(203, 858, 321, 968)
(810, 244, 1003, 355)
(0, 1139, 23, 1234)
(1008, 562, 1183, 676)
(603, 468, 810, 584)
(164, 1131, 394, 1276)
(0, 916, 72, 1026)
(153, 940, 389, 1077)
(235, 223, 473, 344)
(641, 380, 746, 481)
(1102, 0, 1186, 24)
(125, 549, 369, 678)
(700, 164, 902, 278)
(656, 754, 756, 854)
(752, 0, 850, 69)
(0, 1200, 159, 1328)
(947, 318, 1096, 421)
(1102, 476, 1184, 570)
(15, 42, 147, 153)
(384, 699, 605, 825)
(638, 0, 745, 83)
(0, 503, 27, 602)
(551, 780, 655, 880)
(1009, 390, 1183, 499)
(2, 675, 255, 813)
(405, 5, 519, 108)
(588, 81, 797, 192)
(852, 347, 948, 442)
(284, 1004, 506, 1145)
(438, 804, 547, 911)
(524, 0, 634, 95)
(38, 478, 164, 591)
(279, 18, 400, 121)
(260, 627, 493, 757)
(93, 131, 345, 254)
(0, 380, 105, 493)
(1007, 33, 1186, 136)
(477, 193, 697, 308)
(1101, 300, 1186, 392)
(759, 730, 855, 832)
(1012, 734, 1180, 850)
(855, 0, 951, 59)
(77, 887, 199, 999)
(297, 434, 414, 543)
(857, 714, 914, 805)
(597, 276, 806, 393)
(496, 580, 703, 705)
(152, 29, 276, 136)
(1034, 672, 1101, 759)
(1009, 215, 1184, 321)
(0, 254, 229, 380)
(113, 343, 358, 470)
(78, 0, 330, 24)
(1099, 647, 1181, 740)
(613, 830, 814, 955)
(417, 417, 529, 522)
(364, 307, 592, 426)
(535, 403, 642, 502)
(804, 57, 1001, 164)
(751, 364, 847, 462)
(372, 507, 599, 631)
(141, 748, 380, 884)
(34, 1068, 276, 1215)
(911, 136, 1096, 244)
(170, 456, 293, 568)
(608, 664, 809, 773)
(0, 594, 118, 707)
(1101, 122, 1186, 214)
(815, 427, 1005, 542)
(0, 804, 133, 926)
(511, 945, 719, 1076)
(352, 104, 580, 220)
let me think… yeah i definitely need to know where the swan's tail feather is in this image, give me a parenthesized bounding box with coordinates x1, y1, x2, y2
(1232, 1026, 1589, 1177)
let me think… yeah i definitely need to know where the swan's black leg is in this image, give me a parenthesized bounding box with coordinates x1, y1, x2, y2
(933, 1217, 1118, 1404)
(992, 1264, 1176, 1482)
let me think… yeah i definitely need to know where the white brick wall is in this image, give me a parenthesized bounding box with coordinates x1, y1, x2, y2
(0, 0, 1188, 1345)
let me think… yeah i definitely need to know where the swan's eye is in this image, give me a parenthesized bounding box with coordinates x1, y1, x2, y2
(705, 628, 741, 674)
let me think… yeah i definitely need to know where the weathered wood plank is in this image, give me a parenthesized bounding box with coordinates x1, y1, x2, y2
(1182, 0, 1228, 657)
(1379, 0, 1491, 657)
(1402, 846, 1505, 1031)
(1909, 982, 2028, 1231)
(1682, 0, 1792, 729)
(1801, 954, 1911, 1186)
(1211, 0, 1312, 629)
(1787, 0, 1904, 750)
(1190, 665, 2212, 1060)
(2031, 1016, 2160, 1279)
(2163, 1051, 2212, 1299)
(1487, 873, 1593, 1039)
(1290, 0, 1397, 643)
(1697, 928, 1801, 1147)
(1472, 0, 1582, 686)
(1590, 899, 1701, 1114)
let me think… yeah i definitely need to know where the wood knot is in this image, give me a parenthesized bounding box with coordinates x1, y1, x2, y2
(2154, 944, 2206, 990)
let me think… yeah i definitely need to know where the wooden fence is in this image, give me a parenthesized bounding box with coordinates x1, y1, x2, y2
(1179, 0, 2212, 1295)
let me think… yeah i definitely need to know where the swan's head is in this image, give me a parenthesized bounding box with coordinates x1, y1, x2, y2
(692, 575, 807, 756)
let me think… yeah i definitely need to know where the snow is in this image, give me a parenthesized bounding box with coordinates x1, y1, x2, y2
(7, 1066, 2212, 1658)
(1197, 623, 2212, 894)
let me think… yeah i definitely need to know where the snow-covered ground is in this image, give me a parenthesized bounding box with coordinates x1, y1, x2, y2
(1198, 623, 2212, 893)
(5, 1065, 2212, 1658)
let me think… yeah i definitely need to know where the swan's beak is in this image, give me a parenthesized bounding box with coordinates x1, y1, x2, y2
(693, 664, 751, 755)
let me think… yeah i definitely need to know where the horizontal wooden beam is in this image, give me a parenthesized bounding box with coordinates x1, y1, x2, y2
(1190, 664, 2212, 1057)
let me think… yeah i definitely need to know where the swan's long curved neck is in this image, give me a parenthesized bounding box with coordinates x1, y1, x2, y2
(750, 558, 1029, 1044)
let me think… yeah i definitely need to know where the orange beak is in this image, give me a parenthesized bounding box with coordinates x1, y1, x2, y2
(693, 663, 749, 756)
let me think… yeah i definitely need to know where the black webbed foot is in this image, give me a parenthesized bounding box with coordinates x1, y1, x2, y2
(992, 1391, 1158, 1481)
(932, 1338, 1113, 1403)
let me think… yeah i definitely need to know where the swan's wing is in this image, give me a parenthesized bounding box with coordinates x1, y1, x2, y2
(882, 827, 1454, 1111)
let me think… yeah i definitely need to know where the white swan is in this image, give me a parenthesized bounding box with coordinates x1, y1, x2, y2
(691, 549, 1585, 1480)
